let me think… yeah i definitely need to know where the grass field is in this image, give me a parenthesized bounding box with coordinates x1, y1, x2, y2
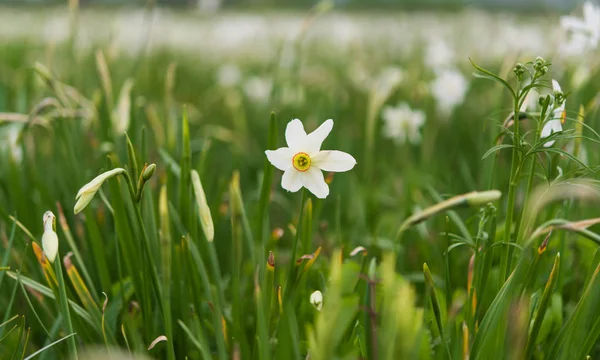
(1, 3, 600, 359)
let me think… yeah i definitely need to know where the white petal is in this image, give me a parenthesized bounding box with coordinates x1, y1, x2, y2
(552, 79, 562, 92)
(301, 167, 329, 199)
(285, 119, 307, 150)
(281, 169, 302, 193)
(312, 151, 357, 172)
(541, 119, 563, 147)
(305, 119, 334, 154)
(265, 147, 293, 171)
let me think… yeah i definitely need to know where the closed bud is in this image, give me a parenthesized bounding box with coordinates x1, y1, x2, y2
(142, 163, 156, 181)
(42, 211, 59, 263)
(310, 290, 323, 311)
(74, 168, 126, 214)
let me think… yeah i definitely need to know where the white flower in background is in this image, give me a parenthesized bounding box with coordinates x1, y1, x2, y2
(265, 119, 356, 199)
(374, 66, 404, 99)
(430, 68, 468, 117)
(243, 76, 273, 104)
(74, 168, 126, 214)
(560, 2, 600, 55)
(41, 211, 58, 263)
(541, 80, 566, 148)
(217, 63, 242, 88)
(424, 38, 456, 70)
(381, 102, 426, 145)
(0, 125, 23, 163)
(309, 290, 323, 311)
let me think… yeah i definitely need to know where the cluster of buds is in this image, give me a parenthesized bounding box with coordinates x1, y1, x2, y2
(513, 63, 526, 78)
(533, 56, 548, 76)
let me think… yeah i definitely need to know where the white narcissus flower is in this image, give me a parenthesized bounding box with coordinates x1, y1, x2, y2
(310, 290, 323, 311)
(560, 2, 600, 55)
(265, 119, 356, 199)
(430, 68, 468, 117)
(74, 168, 126, 214)
(217, 63, 242, 88)
(541, 80, 566, 148)
(243, 76, 273, 104)
(42, 211, 58, 263)
(381, 102, 426, 145)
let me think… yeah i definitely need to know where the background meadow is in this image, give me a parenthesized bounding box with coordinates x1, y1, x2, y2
(1, 1, 600, 359)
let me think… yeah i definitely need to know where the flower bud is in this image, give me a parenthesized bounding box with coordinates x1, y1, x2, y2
(310, 290, 323, 311)
(42, 211, 58, 263)
(74, 168, 126, 214)
(465, 190, 502, 207)
(142, 163, 156, 182)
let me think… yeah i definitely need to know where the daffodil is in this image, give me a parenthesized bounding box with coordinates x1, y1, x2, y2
(41, 211, 58, 263)
(74, 168, 126, 214)
(310, 290, 323, 311)
(265, 119, 356, 199)
(381, 102, 426, 145)
(541, 80, 566, 148)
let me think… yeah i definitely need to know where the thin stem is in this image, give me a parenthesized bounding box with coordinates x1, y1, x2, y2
(122, 172, 175, 360)
(284, 189, 308, 300)
(54, 255, 78, 359)
(499, 81, 522, 283)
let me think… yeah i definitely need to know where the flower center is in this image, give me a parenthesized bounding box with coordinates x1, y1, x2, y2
(292, 152, 311, 172)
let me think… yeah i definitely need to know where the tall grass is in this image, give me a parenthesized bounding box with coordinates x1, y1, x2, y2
(1, 7, 600, 360)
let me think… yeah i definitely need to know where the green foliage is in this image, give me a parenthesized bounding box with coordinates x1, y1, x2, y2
(1, 11, 600, 360)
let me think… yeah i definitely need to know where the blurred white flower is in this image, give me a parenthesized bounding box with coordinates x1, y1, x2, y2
(541, 80, 566, 148)
(265, 119, 356, 199)
(309, 290, 323, 311)
(424, 38, 455, 70)
(374, 67, 404, 99)
(217, 63, 242, 88)
(42, 211, 58, 263)
(74, 168, 126, 214)
(381, 102, 426, 145)
(560, 2, 600, 55)
(243, 76, 273, 104)
(431, 68, 468, 117)
(0, 125, 23, 163)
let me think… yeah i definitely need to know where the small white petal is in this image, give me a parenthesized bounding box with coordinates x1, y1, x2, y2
(265, 148, 293, 171)
(312, 151, 357, 172)
(305, 119, 334, 154)
(281, 169, 303, 193)
(285, 119, 307, 150)
(42, 231, 59, 263)
(552, 79, 562, 93)
(301, 167, 329, 199)
(76, 168, 126, 199)
(541, 119, 563, 147)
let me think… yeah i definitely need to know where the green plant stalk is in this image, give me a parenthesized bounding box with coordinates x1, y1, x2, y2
(284, 189, 308, 300)
(122, 173, 175, 360)
(524, 253, 560, 358)
(499, 83, 521, 283)
(515, 102, 547, 247)
(54, 254, 78, 359)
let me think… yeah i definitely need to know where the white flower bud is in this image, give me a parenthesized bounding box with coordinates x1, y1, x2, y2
(310, 290, 323, 311)
(74, 168, 126, 214)
(42, 211, 58, 263)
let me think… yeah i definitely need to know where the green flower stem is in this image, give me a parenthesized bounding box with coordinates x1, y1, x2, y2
(499, 81, 522, 283)
(284, 189, 308, 301)
(54, 253, 78, 359)
(122, 172, 175, 360)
